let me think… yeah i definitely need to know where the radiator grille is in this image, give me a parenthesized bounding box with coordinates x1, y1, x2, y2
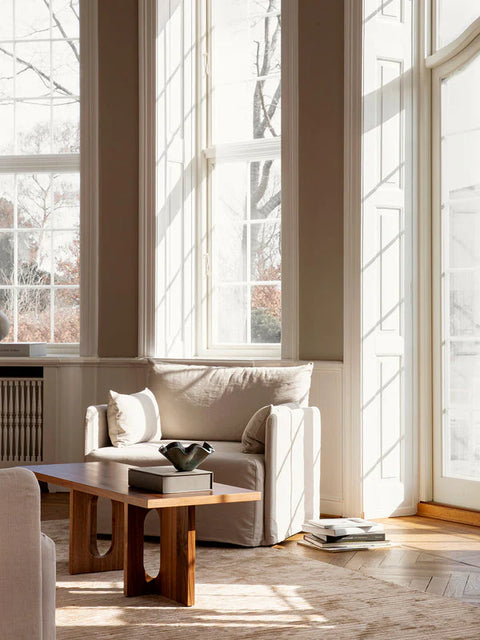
(0, 379, 43, 462)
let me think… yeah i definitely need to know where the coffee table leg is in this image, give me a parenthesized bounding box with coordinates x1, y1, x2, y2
(160, 505, 195, 606)
(69, 490, 124, 574)
(124, 504, 195, 606)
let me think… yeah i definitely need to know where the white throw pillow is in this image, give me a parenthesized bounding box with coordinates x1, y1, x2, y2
(107, 388, 161, 447)
(241, 403, 299, 454)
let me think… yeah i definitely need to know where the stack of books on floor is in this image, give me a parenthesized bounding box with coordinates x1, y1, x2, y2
(299, 517, 391, 552)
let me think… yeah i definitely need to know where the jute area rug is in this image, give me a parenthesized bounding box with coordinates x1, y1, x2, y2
(44, 520, 480, 640)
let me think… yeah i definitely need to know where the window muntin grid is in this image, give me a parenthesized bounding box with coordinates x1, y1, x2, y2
(0, 1, 79, 345)
(206, 0, 281, 350)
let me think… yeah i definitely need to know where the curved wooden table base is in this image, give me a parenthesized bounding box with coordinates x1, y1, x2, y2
(124, 504, 195, 606)
(69, 491, 124, 574)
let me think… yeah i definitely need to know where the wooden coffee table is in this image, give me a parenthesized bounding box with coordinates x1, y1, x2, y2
(26, 461, 261, 606)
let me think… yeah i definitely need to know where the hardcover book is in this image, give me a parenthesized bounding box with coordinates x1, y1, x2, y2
(0, 343, 47, 357)
(303, 517, 384, 537)
(128, 465, 213, 494)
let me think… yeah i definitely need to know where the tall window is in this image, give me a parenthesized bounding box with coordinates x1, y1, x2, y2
(205, 0, 281, 353)
(0, 0, 80, 345)
(430, 0, 480, 509)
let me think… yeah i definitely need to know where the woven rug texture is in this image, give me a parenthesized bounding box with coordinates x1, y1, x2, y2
(43, 520, 480, 640)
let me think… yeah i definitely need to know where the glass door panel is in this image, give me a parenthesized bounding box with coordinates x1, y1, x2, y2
(434, 48, 480, 508)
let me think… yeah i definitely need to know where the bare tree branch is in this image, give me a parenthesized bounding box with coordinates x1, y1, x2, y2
(0, 46, 73, 96)
(251, 159, 273, 207)
(42, 0, 80, 62)
(256, 190, 281, 219)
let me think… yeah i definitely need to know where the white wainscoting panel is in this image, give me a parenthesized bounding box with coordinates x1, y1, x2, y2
(309, 362, 344, 516)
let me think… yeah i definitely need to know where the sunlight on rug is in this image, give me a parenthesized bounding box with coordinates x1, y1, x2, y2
(43, 520, 480, 639)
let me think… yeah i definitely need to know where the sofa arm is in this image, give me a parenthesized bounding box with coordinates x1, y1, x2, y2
(0, 468, 43, 638)
(263, 406, 321, 545)
(84, 404, 110, 456)
(41, 533, 56, 640)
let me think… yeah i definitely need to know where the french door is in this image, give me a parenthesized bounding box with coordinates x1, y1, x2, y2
(433, 35, 480, 509)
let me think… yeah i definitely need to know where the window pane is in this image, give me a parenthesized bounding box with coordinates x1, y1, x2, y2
(0, 104, 14, 153)
(18, 230, 51, 285)
(251, 284, 280, 343)
(51, 173, 79, 227)
(0, 51, 14, 100)
(52, 99, 80, 153)
(54, 230, 79, 285)
(437, 0, 480, 49)
(0, 170, 79, 344)
(17, 288, 51, 342)
(210, 0, 281, 144)
(54, 288, 79, 343)
(51, 0, 80, 40)
(52, 41, 79, 97)
(441, 51, 480, 480)
(445, 343, 480, 480)
(0, 175, 14, 228)
(16, 100, 52, 153)
(0, 1, 13, 41)
(0, 232, 14, 284)
(0, 289, 14, 342)
(212, 285, 247, 344)
(212, 76, 281, 144)
(210, 158, 281, 345)
(15, 42, 51, 98)
(250, 158, 281, 219)
(15, 0, 50, 40)
(18, 173, 52, 228)
(250, 221, 281, 280)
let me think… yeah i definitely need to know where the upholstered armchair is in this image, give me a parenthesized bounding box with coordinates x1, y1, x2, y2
(0, 468, 56, 639)
(85, 363, 321, 547)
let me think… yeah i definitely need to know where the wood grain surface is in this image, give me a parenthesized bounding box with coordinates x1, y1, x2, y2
(26, 462, 261, 508)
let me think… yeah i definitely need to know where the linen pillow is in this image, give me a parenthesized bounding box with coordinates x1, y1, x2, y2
(148, 362, 313, 442)
(241, 403, 299, 454)
(107, 388, 161, 447)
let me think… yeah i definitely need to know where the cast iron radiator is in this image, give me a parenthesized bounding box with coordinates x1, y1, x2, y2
(0, 367, 44, 462)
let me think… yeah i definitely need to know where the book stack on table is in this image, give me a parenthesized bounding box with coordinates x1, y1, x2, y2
(299, 518, 391, 552)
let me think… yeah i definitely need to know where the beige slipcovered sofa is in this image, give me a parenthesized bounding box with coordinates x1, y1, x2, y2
(0, 467, 56, 639)
(85, 363, 321, 546)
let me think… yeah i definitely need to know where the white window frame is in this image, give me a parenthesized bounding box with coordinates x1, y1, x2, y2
(0, 0, 98, 356)
(426, 7, 480, 508)
(140, 0, 298, 360)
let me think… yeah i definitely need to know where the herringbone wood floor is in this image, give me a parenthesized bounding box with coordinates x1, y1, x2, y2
(42, 493, 480, 607)
(278, 516, 480, 607)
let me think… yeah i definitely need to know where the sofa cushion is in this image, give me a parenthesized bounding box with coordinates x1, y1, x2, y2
(107, 388, 161, 447)
(86, 439, 244, 465)
(90, 440, 265, 546)
(148, 362, 313, 441)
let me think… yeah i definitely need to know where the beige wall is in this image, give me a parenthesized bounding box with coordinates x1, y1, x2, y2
(94, 1, 344, 360)
(97, 1, 139, 357)
(298, 0, 344, 361)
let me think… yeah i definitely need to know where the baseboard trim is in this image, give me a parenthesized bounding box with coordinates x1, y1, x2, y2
(417, 501, 480, 527)
(320, 498, 343, 516)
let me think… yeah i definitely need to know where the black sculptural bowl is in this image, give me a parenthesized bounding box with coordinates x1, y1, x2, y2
(158, 441, 215, 472)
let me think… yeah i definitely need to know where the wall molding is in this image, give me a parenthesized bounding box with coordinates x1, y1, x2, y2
(342, 0, 363, 517)
(138, 0, 157, 358)
(417, 0, 433, 502)
(79, 0, 99, 358)
(281, 0, 299, 360)
(320, 497, 344, 516)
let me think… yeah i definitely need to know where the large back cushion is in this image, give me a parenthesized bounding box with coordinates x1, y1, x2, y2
(148, 363, 313, 441)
